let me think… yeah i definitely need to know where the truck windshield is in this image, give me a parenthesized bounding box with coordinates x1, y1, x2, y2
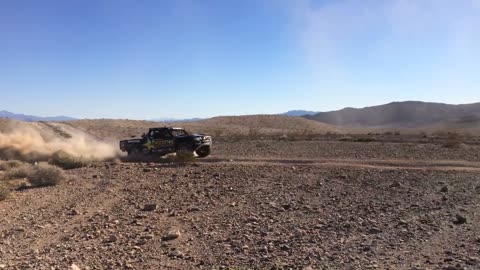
(171, 129, 188, 137)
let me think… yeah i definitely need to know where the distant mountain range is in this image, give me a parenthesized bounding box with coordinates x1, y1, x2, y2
(304, 101, 480, 128)
(150, 117, 205, 123)
(3, 101, 480, 128)
(0, 110, 76, 122)
(0, 110, 206, 123)
(282, 110, 319, 117)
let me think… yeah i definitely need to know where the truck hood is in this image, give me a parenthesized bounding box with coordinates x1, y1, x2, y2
(175, 134, 207, 139)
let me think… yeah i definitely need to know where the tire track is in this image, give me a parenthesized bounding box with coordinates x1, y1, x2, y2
(199, 157, 480, 172)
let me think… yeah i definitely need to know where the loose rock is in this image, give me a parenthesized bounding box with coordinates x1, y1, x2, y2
(162, 230, 181, 241)
(142, 204, 157, 212)
(453, 214, 467, 225)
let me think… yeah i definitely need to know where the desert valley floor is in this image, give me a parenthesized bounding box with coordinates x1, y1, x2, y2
(1, 132, 480, 270)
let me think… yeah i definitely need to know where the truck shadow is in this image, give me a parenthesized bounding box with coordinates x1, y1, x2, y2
(118, 154, 198, 166)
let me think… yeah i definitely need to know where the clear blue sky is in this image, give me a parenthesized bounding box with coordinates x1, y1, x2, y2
(1, 0, 479, 119)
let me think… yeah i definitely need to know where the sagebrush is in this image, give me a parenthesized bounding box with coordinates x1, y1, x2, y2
(27, 164, 66, 187)
(48, 150, 90, 169)
(0, 160, 25, 171)
(4, 162, 65, 187)
(0, 185, 10, 201)
(4, 165, 31, 180)
(444, 133, 463, 148)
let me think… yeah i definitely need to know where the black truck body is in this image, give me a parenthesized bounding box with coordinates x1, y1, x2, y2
(119, 127, 212, 158)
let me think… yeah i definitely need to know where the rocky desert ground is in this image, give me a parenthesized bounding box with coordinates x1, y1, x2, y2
(1, 119, 480, 270)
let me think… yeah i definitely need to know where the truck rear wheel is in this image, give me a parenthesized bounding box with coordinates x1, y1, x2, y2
(128, 147, 149, 157)
(128, 148, 140, 156)
(141, 147, 150, 155)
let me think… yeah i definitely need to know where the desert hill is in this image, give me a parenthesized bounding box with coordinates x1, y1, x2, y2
(69, 115, 340, 140)
(305, 101, 480, 128)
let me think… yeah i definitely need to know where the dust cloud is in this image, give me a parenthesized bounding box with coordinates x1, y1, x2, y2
(0, 123, 120, 162)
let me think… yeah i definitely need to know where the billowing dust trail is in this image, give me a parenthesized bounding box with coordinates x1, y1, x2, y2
(0, 121, 119, 161)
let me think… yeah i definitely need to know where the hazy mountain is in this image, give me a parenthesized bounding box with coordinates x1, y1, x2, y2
(0, 110, 76, 122)
(282, 110, 320, 117)
(150, 117, 205, 123)
(304, 101, 480, 127)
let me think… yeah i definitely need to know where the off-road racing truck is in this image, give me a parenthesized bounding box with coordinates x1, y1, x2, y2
(119, 127, 212, 158)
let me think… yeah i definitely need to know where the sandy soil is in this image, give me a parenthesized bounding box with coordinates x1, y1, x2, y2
(1, 135, 480, 269)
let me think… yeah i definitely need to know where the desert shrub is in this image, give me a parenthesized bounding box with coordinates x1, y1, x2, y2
(27, 164, 65, 187)
(355, 137, 376, 142)
(212, 129, 223, 138)
(419, 131, 428, 138)
(229, 133, 245, 142)
(394, 131, 401, 136)
(278, 134, 288, 141)
(0, 160, 25, 171)
(287, 132, 300, 141)
(303, 129, 316, 140)
(433, 131, 448, 137)
(248, 127, 260, 139)
(444, 132, 463, 148)
(4, 165, 32, 180)
(48, 151, 89, 170)
(287, 129, 316, 141)
(383, 131, 393, 135)
(0, 185, 10, 201)
(339, 136, 353, 141)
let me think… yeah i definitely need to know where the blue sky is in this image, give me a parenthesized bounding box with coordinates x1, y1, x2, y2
(1, 0, 479, 119)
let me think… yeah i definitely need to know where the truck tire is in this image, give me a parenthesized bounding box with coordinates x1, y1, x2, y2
(195, 146, 211, 158)
(128, 148, 140, 157)
(176, 144, 194, 160)
(141, 147, 150, 155)
(128, 147, 149, 157)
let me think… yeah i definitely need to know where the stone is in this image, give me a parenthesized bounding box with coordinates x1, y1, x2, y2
(169, 250, 185, 258)
(105, 235, 118, 243)
(162, 230, 181, 241)
(142, 204, 157, 212)
(398, 219, 408, 226)
(453, 214, 467, 225)
(135, 213, 148, 219)
(136, 239, 147, 246)
(140, 234, 154, 240)
(69, 209, 80, 216)
(368, 227, 383, 234)
(188, 206, 201, 212)
(390, 181, 401, 188)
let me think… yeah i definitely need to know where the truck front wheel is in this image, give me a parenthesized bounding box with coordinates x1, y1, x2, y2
(195, 146, 211, 158)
